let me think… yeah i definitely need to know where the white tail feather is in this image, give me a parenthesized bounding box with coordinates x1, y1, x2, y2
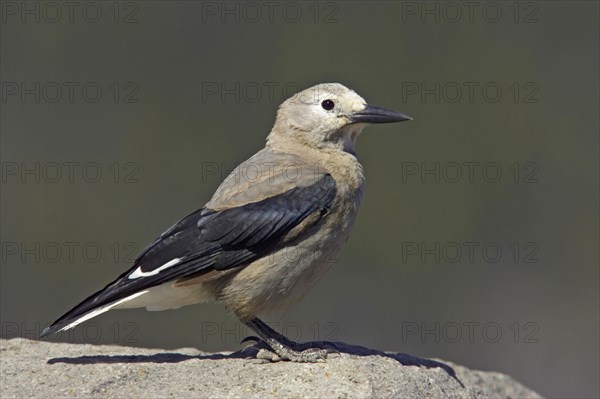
(58, 291, 148, 333)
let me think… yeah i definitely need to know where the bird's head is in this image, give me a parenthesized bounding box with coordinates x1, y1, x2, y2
(268, 83, 411, 154)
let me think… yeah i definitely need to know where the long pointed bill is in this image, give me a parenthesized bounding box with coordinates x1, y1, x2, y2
(351, 104, 412, 124)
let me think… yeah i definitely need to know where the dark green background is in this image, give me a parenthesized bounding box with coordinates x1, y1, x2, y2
(1, 1, 598, 397)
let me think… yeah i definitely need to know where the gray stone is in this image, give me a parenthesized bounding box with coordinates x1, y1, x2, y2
(1, 338, 541, 398)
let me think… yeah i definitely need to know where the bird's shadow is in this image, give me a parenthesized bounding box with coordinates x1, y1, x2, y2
(47, 340, 463, 387)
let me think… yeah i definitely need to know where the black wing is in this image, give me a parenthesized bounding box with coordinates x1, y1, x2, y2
(41, 174, 336, 337)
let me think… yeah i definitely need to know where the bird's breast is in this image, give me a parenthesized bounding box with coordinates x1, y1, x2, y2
(327, 151, 365, 218)
(215, 150, 365, 319)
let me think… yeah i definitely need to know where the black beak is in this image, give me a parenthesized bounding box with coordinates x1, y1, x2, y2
(351, 104, 412, 124)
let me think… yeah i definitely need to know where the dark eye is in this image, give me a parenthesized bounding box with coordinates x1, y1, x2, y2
(321, 99, 335, 111)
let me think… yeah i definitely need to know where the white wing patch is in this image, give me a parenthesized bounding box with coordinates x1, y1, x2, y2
(58, 290, 148, 333)
(128, 258, 181, 279)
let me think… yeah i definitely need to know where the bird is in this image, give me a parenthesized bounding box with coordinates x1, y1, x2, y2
(40, 83, 412, 362)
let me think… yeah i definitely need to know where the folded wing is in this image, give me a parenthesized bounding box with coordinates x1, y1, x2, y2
(41, 171, 336, 337)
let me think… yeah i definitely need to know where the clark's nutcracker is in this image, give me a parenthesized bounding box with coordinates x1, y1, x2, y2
(41, 83, 411, 362)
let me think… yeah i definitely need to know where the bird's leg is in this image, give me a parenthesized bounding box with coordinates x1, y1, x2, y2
(243, 317, 330, 363)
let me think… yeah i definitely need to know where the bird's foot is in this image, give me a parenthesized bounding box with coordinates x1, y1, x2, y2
(241, 336, 335, 363)
(258, 340, 329, 363)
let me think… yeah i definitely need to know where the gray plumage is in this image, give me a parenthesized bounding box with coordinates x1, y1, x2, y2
(41, 83, 411, 362)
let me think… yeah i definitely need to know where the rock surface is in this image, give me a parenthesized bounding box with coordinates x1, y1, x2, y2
(1, 338, 541, 398)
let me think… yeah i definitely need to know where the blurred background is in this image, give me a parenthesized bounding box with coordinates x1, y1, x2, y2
(1, 1, 598, 397)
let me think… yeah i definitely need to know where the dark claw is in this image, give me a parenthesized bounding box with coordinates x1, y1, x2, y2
(240, 335, 262, 345)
